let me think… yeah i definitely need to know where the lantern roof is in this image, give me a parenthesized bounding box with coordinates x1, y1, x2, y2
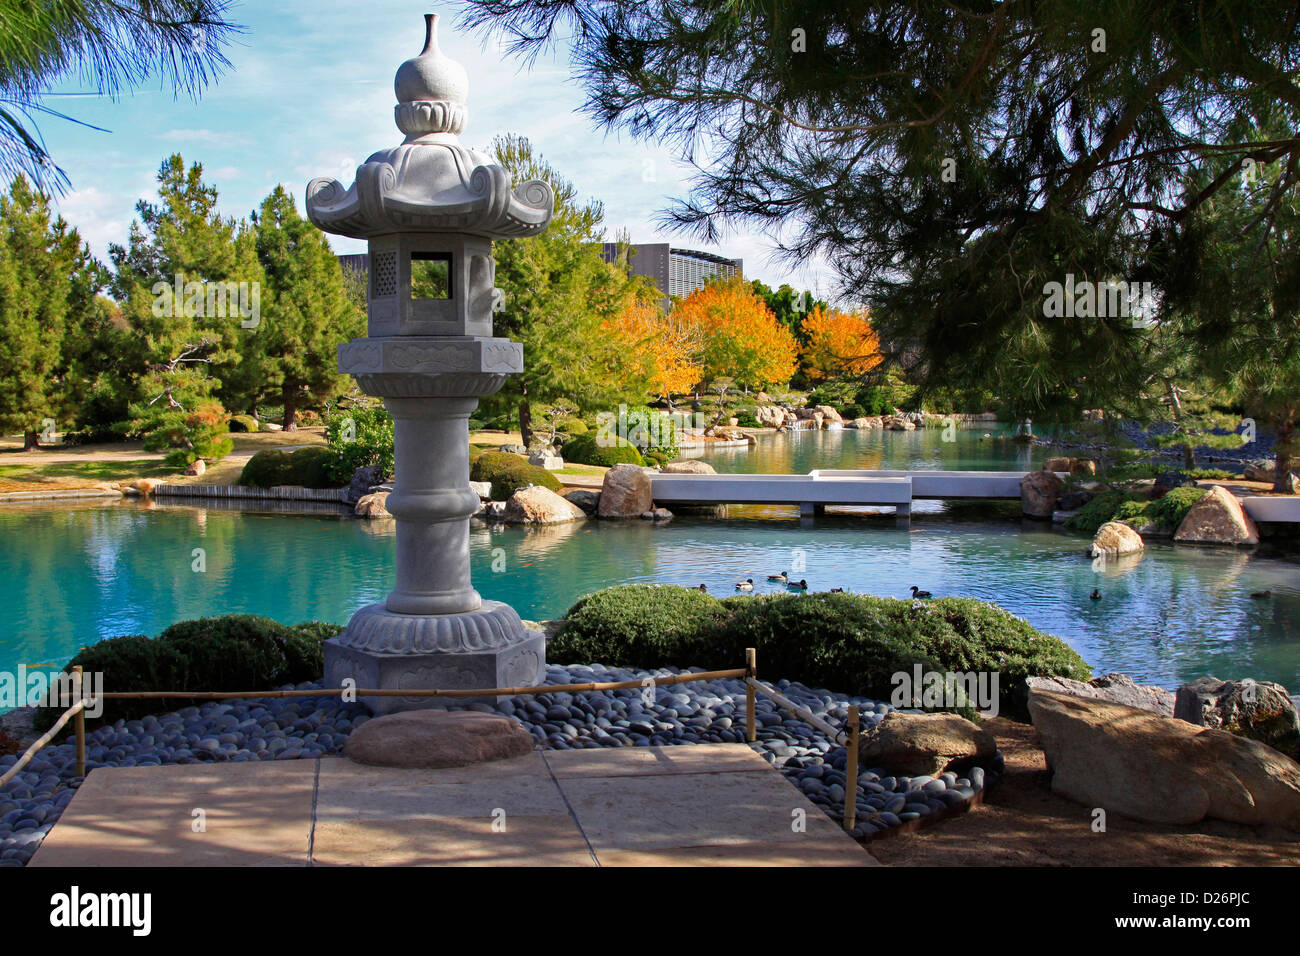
(306, 13, 553, 241)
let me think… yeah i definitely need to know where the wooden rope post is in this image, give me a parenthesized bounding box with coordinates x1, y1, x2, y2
(73, 665, 86, 778)
(843, 704, 859, 832)
(745, 648, 757, 744)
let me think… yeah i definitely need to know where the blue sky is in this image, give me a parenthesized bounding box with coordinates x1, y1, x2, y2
(36, 1, 834, 296)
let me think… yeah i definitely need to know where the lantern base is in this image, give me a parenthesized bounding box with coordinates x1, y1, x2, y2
(323, 600, 546, 715)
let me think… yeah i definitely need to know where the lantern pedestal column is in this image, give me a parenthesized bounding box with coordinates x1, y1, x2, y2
(322, 358, 546, 715)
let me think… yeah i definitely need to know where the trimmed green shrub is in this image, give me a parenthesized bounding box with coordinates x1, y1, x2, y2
(469, 451, 561, 499)
(1144, 486, 1207, 529)
(839, 403, 866, 421)
(1063, 490, 1135, 534)
(551, 586, 731, 667)
(562, 432, 645, 467)
(238, 449, 292, 487)
(558, 417, 588, 437)
(1065, 486, 1208, 535)
(733, 412, 762, 428)
(238, 447, 341, 488)
(33, 614, 346, 731)
(550, 587, 1090, 720)
(229, 414, 259, 433)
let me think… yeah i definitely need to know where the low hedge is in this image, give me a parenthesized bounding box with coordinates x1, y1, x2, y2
(228, 414, 259, 433)
(1065, 486, 1207, 535)
(238, 447, 341, 489)
(34, 615, 345, 731)
(469, 451, 562, 499)
(549, 586, 1090, 720)
(562, 432, 645, 467)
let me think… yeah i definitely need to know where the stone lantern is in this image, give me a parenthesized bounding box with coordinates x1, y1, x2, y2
(306, 12, 553, 713)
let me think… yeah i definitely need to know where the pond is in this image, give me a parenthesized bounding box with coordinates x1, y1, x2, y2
(2, 490, 1298, 705)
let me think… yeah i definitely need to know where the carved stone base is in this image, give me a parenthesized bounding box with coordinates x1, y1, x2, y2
(323, 600, 546, 715)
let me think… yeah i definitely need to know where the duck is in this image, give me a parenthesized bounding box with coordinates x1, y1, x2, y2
(909, 585, 932, 599)
(829, 587, 845, 593)
(697, 584, 708, 592)
(1090, 589, 1102, 600)
(787, 579, 808, 591)
(1250, 590, 1271, 599)
(767, 571, 789, 582)
(735, 579, 754, 591)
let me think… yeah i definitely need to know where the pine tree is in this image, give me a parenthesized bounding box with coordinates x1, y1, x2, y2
(247, 186, 364, 429)
(0, 176, 105, 448)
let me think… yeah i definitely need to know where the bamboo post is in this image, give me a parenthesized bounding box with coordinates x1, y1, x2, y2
(843, 704, 859, 832)
(73, 665, 85, 778)
(745, 648, 757, 743)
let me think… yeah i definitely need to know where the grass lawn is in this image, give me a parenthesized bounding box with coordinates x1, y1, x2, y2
(0, 459, 176, 488)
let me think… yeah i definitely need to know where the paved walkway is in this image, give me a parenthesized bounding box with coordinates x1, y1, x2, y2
(29, 744, 878, 867)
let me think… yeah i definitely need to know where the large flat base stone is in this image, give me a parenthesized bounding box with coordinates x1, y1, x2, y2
(343, 709, 534, 768)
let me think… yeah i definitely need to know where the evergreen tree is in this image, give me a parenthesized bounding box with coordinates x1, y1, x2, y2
(0, 176, 105, 448)
(109, 154, 258, 463)
(247, 185, 364, 429)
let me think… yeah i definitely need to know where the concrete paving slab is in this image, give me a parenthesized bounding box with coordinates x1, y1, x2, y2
(597, 835, 880, 866)
(312, 815, 594, 866)
(542, 744, 768, 778)
(30, 761, 316, 867)
(558, 763, 851, 852)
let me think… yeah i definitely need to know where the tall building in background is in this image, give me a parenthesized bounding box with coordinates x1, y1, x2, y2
(600, 242, 743, 308)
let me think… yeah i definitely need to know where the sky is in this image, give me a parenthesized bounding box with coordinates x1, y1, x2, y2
(35, 0, 836, 297)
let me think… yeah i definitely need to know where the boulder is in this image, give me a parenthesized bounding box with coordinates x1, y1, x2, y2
(1043, 456, 1072, 472)
(1020, 469, 1064, 518)
(659, 459, 716, 474)
(184, 459, 206, 477)
(1028, 690, 1300, 827)
(502, 485, 587, 524)
(755, 405, 786, 428)
(881, 414, 916, 431)
(1175, 676, 1300, 755)
(1026, 673, 1174, 717)
(528, 451, 564, 471)
(1244, 459, 1275, 483)
(344, 710, 534, 769)
(856, 712, 997, 776)
(1173, 484, 1259, 545)
(1152, 470, 1198, 498)
(1090, 521, 1145, 557)
(497, 444, 527, 455)
(344, 464, 386, 506)
(1043, 456, 1096, 475)
(262, 422, 283, 432)
(484, 500, 507, 520)
(597, 463, 655, 518)
(133, 478, 161, 496)
(814, 405, 843, 423)
(1058, 488, 1094, 511)
(561, 489, 600, 515)
(639, 507, 673, 521)
(355, 492, 390, 518)
(795, 407, 819, 420)
(468, 480, 493, 499)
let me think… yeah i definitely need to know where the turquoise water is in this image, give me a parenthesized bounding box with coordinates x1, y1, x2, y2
(698, 423, 1035, 474)
(2, 491, 1298, 697)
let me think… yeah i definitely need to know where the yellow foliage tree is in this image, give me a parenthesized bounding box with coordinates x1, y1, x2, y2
(671, 277, 798, 389)
(608, 300, 704, 400)
(800, 305, 883, 381)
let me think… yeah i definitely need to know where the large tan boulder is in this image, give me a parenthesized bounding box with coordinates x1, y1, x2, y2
(1244, 459, 1275, 483)
(1090, 521, 1145, 557)
(755, 405, 786, 428)
(814, 405, 842, 423)
(1026, 673, 1173, 716)
(184, 459, 206, 477)
(1028, 690, 1300, 827)
(1043, 456, 1096, 475)
(1173, 484, 1259, 545)
(134, 478, 162, 496)
(1020, 469, 1064, 518)
(660, 459, 716, 474)
(503, 485, 587, 524)
(355, 492, 390, 518)
(882, 415, 916, 431)
(856, 712, 996, 776)
(597, 463, 654, 518)
(344, 710, 534, 769)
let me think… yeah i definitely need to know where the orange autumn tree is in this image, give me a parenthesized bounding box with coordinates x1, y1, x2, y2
(671, 276, 798, 389)
(608, 299, 704, 400)
(800, 305, 883, 381)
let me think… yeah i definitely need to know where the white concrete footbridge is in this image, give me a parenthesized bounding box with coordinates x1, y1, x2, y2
(649, 469, 1043, 517)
